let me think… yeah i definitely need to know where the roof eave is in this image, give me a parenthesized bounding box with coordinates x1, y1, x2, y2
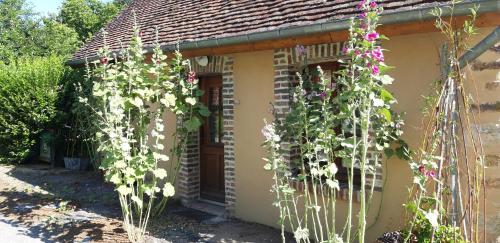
(67, 0, 500, 67)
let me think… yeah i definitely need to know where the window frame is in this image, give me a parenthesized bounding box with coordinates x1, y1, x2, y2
(292, 60, 362, 188)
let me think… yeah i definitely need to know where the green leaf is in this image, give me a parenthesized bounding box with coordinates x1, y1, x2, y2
(117, 185, 132, 195)
(395, 143, 411, 160)
(380, 89, 394, 102)
(110, 173, 122, 185)
(380, 108, 392, 122)
(184, 117, 202, 132)
(384, 148, 394, 159)
(195, 89, 204, 97)
(198, 105, 210, 117)
(115, 160, 127, 169)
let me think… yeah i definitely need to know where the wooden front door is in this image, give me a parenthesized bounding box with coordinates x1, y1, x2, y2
(200, 76, 225, 203)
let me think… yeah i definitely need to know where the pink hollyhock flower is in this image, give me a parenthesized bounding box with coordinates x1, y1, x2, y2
(426, 170, 436, 178)
(354, 49, 361, 55)
(187, 71, 196, 83)
(363, 50, 370, 58)
(371, 64, 380, 75)
(371, 47, 384, 62)
(295, 45, 306, 56)
(100, 57, 108, 65)
(359, 12, 367, 19)
(364, 32, 379, 42)
(369, 1, 377, 8)
(356, 0, 366, 9)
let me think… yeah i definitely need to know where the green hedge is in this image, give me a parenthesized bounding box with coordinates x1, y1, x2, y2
(0, 56, 65, 163)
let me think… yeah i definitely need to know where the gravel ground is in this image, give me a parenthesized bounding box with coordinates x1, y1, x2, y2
(0, 163, 288, 243)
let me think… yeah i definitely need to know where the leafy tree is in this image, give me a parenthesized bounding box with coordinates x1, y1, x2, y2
(0, 0, 81, 61)
(59, 0, 122, 41)
(112, 0, 132, 8)
(32, 18, 81, 58)
(0, 0, 38, 62)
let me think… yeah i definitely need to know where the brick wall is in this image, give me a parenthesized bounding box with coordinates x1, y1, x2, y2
(472, 42, 500, 240)
(222, 56, 236, 216)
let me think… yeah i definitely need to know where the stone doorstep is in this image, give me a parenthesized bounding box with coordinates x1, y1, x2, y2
(188, 200, 225, 218)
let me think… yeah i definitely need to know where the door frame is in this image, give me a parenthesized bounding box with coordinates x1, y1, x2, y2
(176, 55, 236, 216)
(199, 75, 225, 203)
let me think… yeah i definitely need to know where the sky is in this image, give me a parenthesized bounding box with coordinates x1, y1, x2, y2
(28, 0, 65, 15)
(28, 0, 111, 16)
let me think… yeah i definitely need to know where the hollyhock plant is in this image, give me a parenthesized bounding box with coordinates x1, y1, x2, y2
(262, 1, 405, 243)
(88, 24, 209, 242)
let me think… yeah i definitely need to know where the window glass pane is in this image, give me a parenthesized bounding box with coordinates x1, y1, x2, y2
(208, 87, 223, 144)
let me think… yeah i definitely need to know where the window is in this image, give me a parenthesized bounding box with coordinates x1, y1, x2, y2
(291, 61, 361, 187)
(208, 86, 223, 143)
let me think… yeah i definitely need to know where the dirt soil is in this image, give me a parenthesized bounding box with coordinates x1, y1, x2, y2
(0, 163, 288, 243)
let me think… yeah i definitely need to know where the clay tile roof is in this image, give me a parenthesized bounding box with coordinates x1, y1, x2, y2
(72, 0, 453, 62)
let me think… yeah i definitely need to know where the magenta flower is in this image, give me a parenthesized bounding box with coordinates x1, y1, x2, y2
(319, 92, 327, 99)
(426, 170, 436, 178)
(187, 71, 196, 83)
(359, 12, 367, 19)
(295, 45, 306, 56)
(369, 1, 377, 8)
(371, 64, 380, 75)
(354, 49, 361, 56)
(371, 47, 384, 62)
(364, 32, 379, 42)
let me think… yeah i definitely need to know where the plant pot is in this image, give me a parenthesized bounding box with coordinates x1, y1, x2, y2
(63, 157, 90, 171)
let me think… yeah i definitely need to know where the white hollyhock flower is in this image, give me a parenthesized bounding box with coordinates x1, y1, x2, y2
(162, 183, 175, 197)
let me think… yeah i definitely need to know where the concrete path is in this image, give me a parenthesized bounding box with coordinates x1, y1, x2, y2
(0, 215, 44, 243)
